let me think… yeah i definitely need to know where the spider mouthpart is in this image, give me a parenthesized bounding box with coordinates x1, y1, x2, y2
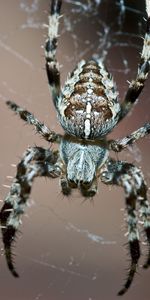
(67, 179, 97, 197)
(80, 181, 92, 189)
(68, 179, 78, 189)
(80, 180, 97, 197)
(81, 187, 97, 198)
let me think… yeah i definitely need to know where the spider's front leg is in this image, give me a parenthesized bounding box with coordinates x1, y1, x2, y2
(119, 0, 150, 121)
(108, 122, 150, 152)
(0, 146, 61, 277)
(45, 0, 62, 107)
(100, 159, 150, 295)
(6, 100, 61, 143)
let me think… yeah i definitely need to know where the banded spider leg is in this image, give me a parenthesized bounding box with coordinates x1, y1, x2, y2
(0, 146, 60, 276)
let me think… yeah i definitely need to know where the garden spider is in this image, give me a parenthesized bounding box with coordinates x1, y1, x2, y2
(0, 0, 150, 296)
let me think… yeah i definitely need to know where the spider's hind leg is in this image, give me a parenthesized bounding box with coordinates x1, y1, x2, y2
(100, 159, 150, 295)
(0, 146, 60, 277)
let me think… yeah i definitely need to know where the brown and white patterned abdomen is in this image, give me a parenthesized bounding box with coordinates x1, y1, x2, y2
(58, 59, 120, 139)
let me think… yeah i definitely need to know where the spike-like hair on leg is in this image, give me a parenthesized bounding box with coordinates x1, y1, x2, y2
(137, 182, 150, 269)
(0, 146, 60, 276)
(100, 160, 149, 295)
(0, 202, 19, 277)
(118, 239, 140, 295)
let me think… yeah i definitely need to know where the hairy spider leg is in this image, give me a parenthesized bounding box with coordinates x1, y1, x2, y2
(45, 0, 62, 107)
(108, 123, 150, 152)
(100, 159, 150, 295)
(6, 100, 61, 143)
(0, 147, 60, 277)
(137, 181, 150, 269)
(119, 6, 150, 121)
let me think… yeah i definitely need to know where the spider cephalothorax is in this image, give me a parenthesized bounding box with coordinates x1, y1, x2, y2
(60, 136, 109, 196)
(1, 0, 150, 296)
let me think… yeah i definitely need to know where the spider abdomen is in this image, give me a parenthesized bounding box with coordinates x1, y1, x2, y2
(58, 59, 120, 139)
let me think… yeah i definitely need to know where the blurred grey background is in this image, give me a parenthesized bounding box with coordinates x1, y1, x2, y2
(0, 1, 150, 299)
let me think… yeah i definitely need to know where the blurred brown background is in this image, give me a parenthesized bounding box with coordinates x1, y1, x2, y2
(0, 1, 150, 299)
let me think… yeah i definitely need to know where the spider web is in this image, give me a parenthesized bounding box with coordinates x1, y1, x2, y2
(0, 1, 150, 300)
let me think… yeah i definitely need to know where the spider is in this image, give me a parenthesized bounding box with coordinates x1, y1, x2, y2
(0, 0, 150, 296)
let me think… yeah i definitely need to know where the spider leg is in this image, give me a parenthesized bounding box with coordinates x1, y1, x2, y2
(138, 182, 150, 269)
(0, 146, 61, 277)
(119, 1, 150, 121)
(45, 0, 62, 108)
(6, 100, 62, 143)
(108, 123, 150, 152)
(100, 159, 150, 295)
